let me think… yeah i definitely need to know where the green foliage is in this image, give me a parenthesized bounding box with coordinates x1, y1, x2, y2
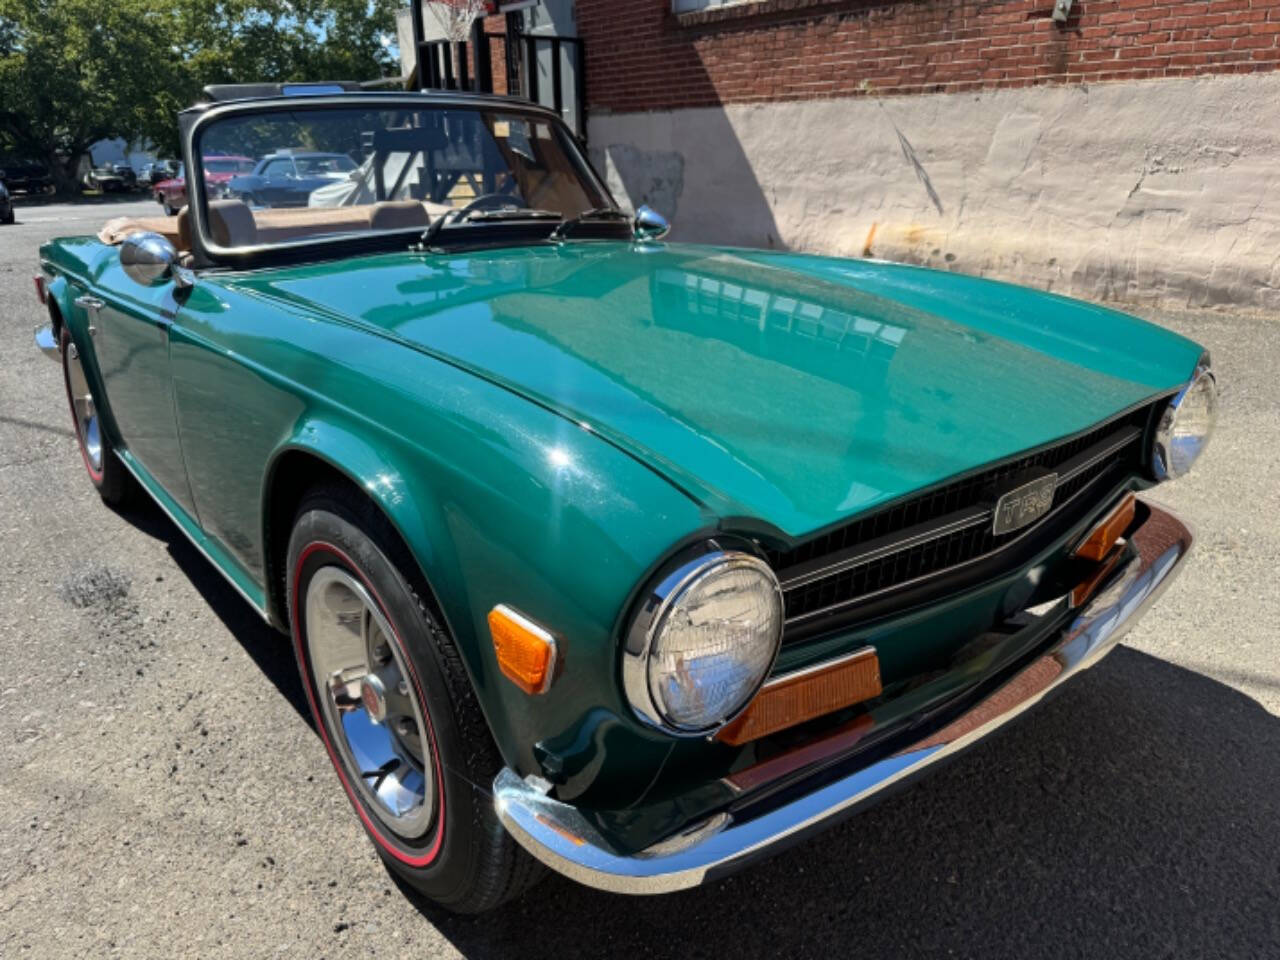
(0, 0, 399, 191)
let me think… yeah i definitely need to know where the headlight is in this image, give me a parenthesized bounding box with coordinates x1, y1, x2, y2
(1152, 353, 1217, 481)
(623, 547, 783, 735)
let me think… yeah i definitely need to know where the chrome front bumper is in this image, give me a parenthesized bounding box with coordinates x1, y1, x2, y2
(35, 324, 60, 360)
(494, 499, 1193, 895)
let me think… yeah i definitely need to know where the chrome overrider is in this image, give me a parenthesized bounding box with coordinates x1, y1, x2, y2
(35, 324, 60, 360)
(493, 498, 1193, 895)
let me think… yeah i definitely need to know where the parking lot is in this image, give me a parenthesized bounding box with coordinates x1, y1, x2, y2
(1, 198, 1277, 959)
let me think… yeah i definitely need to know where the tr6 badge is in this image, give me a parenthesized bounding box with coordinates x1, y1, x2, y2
(992, 472, 1058, 536)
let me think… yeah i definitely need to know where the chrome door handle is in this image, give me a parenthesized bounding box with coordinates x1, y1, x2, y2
(73, 294, 103, 337)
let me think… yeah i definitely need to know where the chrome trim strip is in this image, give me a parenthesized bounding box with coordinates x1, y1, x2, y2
(783, 462, 1122, 628)
(1054, 426, 1142, 486)
(778, 506, 991, 591)
(778, 425, 1144, 624)
(34, 324, 59, 360)
(113, 450, 272, 624)
(765, 645, 876, 685)
(494, 499, 1192, 895)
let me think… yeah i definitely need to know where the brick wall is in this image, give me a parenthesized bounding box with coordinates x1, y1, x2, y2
(576, 0, 1280, 112)
(482, 13, 511, 95)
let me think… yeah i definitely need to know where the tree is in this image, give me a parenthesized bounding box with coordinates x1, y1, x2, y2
(426, 0, 490, 43)
(0, 0, 186, 192)
(0, 0, 400, 193)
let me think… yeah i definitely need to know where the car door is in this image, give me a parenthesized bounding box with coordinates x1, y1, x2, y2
(257, 158, 298, 207)
(84, 257, 198, 517)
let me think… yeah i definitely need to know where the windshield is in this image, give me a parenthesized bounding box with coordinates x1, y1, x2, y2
(193, 103, 611, 252)
(295, 154, 357, 176)
(205, 157, 256, 175)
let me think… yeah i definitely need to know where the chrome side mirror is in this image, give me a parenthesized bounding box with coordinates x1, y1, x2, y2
(634, 205, 670, 242)
(121, 232, 193, 290)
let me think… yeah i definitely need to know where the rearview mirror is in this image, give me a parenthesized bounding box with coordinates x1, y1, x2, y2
(121, 232, 193, 290)
(634, 205, 670, 242)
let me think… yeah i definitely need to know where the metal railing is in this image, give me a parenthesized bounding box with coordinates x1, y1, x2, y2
(416, 31, 586, 138)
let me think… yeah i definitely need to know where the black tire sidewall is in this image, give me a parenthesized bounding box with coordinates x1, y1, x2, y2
(60, 326, 106, 490)
(287, 500, 499, 905)
(60, 326, 132, 505)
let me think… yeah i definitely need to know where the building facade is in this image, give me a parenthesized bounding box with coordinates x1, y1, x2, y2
(440, 1, 1280, 308)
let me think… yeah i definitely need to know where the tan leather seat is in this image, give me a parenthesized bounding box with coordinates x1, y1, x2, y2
(207, 199, 258, 247)
(105, 199, 440, 252)
(176, 206, 192, 251)
(176, 203, 256, 249)
(369, 200, 430, 232)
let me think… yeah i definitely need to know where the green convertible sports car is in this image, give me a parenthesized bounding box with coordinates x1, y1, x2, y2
(34, 84, 1216, 913)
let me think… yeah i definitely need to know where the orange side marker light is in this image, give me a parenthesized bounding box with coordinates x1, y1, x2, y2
(488, 604, 558, 696)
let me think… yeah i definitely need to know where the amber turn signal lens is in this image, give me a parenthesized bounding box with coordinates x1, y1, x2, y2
(1075, 493, 1136, 562)
(33, 275, 47, 305)
(488, 605, 558, 696)
(715, 647, 881, 747)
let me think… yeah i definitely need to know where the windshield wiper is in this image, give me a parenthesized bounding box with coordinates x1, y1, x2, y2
(463, 207, 563, 223)
(549, 207, 632, 242)
(418, 207, 562, 250)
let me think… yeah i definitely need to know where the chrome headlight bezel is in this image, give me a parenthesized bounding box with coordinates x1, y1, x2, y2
(622, 543, 784, 737)
(1151, 352, 1217, 482)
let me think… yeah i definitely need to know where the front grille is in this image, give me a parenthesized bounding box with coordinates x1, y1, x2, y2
(769, 403, 1158, 627)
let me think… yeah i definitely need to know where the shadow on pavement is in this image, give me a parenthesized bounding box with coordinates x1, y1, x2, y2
(420, 648, 1280, 959)
(113, 493, 312, 724)
(15, 192, 154, 209)
(116, 493, 1280, 957)
(0, 413, 74, 439)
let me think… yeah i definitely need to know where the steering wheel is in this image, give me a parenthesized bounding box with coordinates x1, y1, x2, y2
(455, 192, 522, 218)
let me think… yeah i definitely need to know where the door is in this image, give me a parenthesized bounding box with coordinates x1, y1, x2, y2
(257, 158, 299, 207)
(87, 259, 198, 516)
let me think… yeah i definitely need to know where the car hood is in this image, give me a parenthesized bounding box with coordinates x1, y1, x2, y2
(227, 243, 1202, 538)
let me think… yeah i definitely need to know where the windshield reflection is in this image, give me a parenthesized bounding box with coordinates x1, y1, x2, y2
(194, 105, 610, 251)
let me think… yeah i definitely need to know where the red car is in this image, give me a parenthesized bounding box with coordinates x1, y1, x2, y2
(154, 156, 255, 215)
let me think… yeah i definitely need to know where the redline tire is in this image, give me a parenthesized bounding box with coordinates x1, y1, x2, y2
(287, 490, 543, 913)
(60, 326, 132, 505)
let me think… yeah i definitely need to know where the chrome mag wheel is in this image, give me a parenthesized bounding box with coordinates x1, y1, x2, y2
(304, 566, 436, 839)
(64, 340, 103, 473)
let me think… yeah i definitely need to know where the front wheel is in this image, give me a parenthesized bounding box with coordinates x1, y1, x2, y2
(60, 326, 133, 505)
(287, 490, 543, 913)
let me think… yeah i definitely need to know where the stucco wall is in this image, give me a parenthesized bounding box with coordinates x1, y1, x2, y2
(589, 73, 1280, 309)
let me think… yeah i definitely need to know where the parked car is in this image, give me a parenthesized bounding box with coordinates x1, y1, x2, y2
(0, 181, 13, 224)
(153, 155, 255, 214)
(138, 161, 178, 187)
(225, 150, 357, 207)
(34, 85, 1217, 915)
(85, 163, 138, 193)
(0, 158, 54, 194)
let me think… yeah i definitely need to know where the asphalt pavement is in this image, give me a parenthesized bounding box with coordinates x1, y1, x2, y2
(1, 198, 1277, 959)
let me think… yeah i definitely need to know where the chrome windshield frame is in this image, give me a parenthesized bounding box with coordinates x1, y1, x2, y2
(181, 92, 618, 269)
